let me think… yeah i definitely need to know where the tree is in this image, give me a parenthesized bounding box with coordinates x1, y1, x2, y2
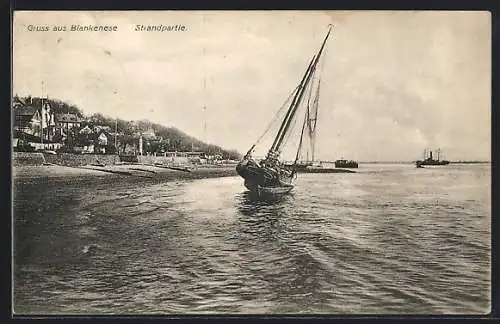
(105, 145, 117, 154)
(14, 96, 242, 158)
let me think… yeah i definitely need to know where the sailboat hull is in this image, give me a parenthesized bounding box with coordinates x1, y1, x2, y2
(236, 159, 295, 195)
(244, 179, 294, 196)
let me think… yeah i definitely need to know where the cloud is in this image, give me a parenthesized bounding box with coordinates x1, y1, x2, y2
(13, 11, 491, 161)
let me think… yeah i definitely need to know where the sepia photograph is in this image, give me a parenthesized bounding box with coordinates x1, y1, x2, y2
(12, 10, 491, 315)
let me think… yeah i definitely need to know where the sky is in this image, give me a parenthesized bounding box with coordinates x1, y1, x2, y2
(13, 11, 491, 161)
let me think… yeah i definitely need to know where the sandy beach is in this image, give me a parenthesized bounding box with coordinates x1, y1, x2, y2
(13, 163, 238, 186)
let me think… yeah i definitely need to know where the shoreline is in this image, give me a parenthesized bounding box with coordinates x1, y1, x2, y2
(13, 164, 238, 186)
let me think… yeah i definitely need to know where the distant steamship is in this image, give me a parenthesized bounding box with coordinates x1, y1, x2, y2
(416, 148, 450, 168)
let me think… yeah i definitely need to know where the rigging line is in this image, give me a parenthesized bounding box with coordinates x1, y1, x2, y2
(309, 31, 328, 160)
(280, 109, 300, 154)
(311, 29, 328, 129)
(280, 97, 305, 151)
(313, 32, 328, 135)
(273, 59, 315, 154)
(309, 79, 321, 137)
(310, 63, 323, 134)
(274, 26, 332, 153)
(294, 102, 310, 165)
(276, 68, 315, 154)
(253, 85, 300, 147)
(310, 79, 321, 162)
(281, 92, 308, 153)
(270, 55, 316, 153)
(305, 69, 317, 139)
(306, 67, 317, 109)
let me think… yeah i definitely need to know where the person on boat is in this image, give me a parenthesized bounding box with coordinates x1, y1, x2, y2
(267, 151, 279, 164)
(266, 158, 279, 172)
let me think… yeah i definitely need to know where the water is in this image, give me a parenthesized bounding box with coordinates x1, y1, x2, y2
(13, 164, 491, 315)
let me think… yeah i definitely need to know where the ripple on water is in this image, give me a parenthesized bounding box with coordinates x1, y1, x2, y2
(14, 165, 491, 315)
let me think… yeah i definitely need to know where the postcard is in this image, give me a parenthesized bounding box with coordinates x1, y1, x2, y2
(12, 10, 491, 316)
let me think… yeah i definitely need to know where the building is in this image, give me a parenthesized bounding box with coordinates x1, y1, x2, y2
(82, 144, 95, 154)
(93, 125, 112, 133)
(97, 131, 109, 146)
(13, 129, 63, 151)
(91, 130, 111, 154)
(13, 105, 41, 136)
(142, 127, 156, 140)
(55, 113, 83, 135)
(79, 125, 93, 135)
(41, 101, 57, 141)
(13, 99, 56, 141)
(121, 143, 139, 155)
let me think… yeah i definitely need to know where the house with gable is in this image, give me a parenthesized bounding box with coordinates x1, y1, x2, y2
(55, 113, 83, 135)
(142, 127, 156, 140)
(13, 97, 56, 140)
(93, 125, 112, 133)
(79, 125, 93, 135)
(90, 129, 112, 154)
(13, 97, 61, 151)
(13, 105, 41, 136)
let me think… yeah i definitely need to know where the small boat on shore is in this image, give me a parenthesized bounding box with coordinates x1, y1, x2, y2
(237, 26, 334, 196)
(153, 162, 192, 173)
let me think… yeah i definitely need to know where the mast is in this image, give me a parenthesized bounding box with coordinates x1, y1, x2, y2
(309, 79, 321, 162)
(272, 26, 332, 155)
(294, 105, 309, 164)
(40, 97, 44, 146)
(40, 82, 44, 146)
(114, 118, 117, 158)
(269, 55, 316, 153)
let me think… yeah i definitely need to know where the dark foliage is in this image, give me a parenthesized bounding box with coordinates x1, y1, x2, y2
(15, 96, 241, 160)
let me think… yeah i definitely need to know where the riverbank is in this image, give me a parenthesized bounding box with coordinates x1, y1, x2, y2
(13, 164, 238, 186)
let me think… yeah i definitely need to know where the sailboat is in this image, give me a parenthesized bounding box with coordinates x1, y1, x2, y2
(291, 75, 322, 172)
(236, 26, 333, 195)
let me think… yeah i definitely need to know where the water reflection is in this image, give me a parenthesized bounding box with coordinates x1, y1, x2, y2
(233, 191, 293, 240)
(13, 166, 491, 314)
(232, 189, 335, 313)
(235, 191, 294, 213)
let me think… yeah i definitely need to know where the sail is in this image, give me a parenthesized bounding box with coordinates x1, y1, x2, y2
(292, 45, 324, 164)
(269, 55, 316, 154)
(295, 75, 321, 163)
(293, 101, 310, 164)
(236, 25, 334, 194)
(308, 79, 320, 162)
(243, 84, 300, 157)
(270, 26, 332, 157)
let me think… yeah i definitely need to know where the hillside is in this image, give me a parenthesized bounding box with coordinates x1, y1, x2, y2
(14, 95, 241, 160)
